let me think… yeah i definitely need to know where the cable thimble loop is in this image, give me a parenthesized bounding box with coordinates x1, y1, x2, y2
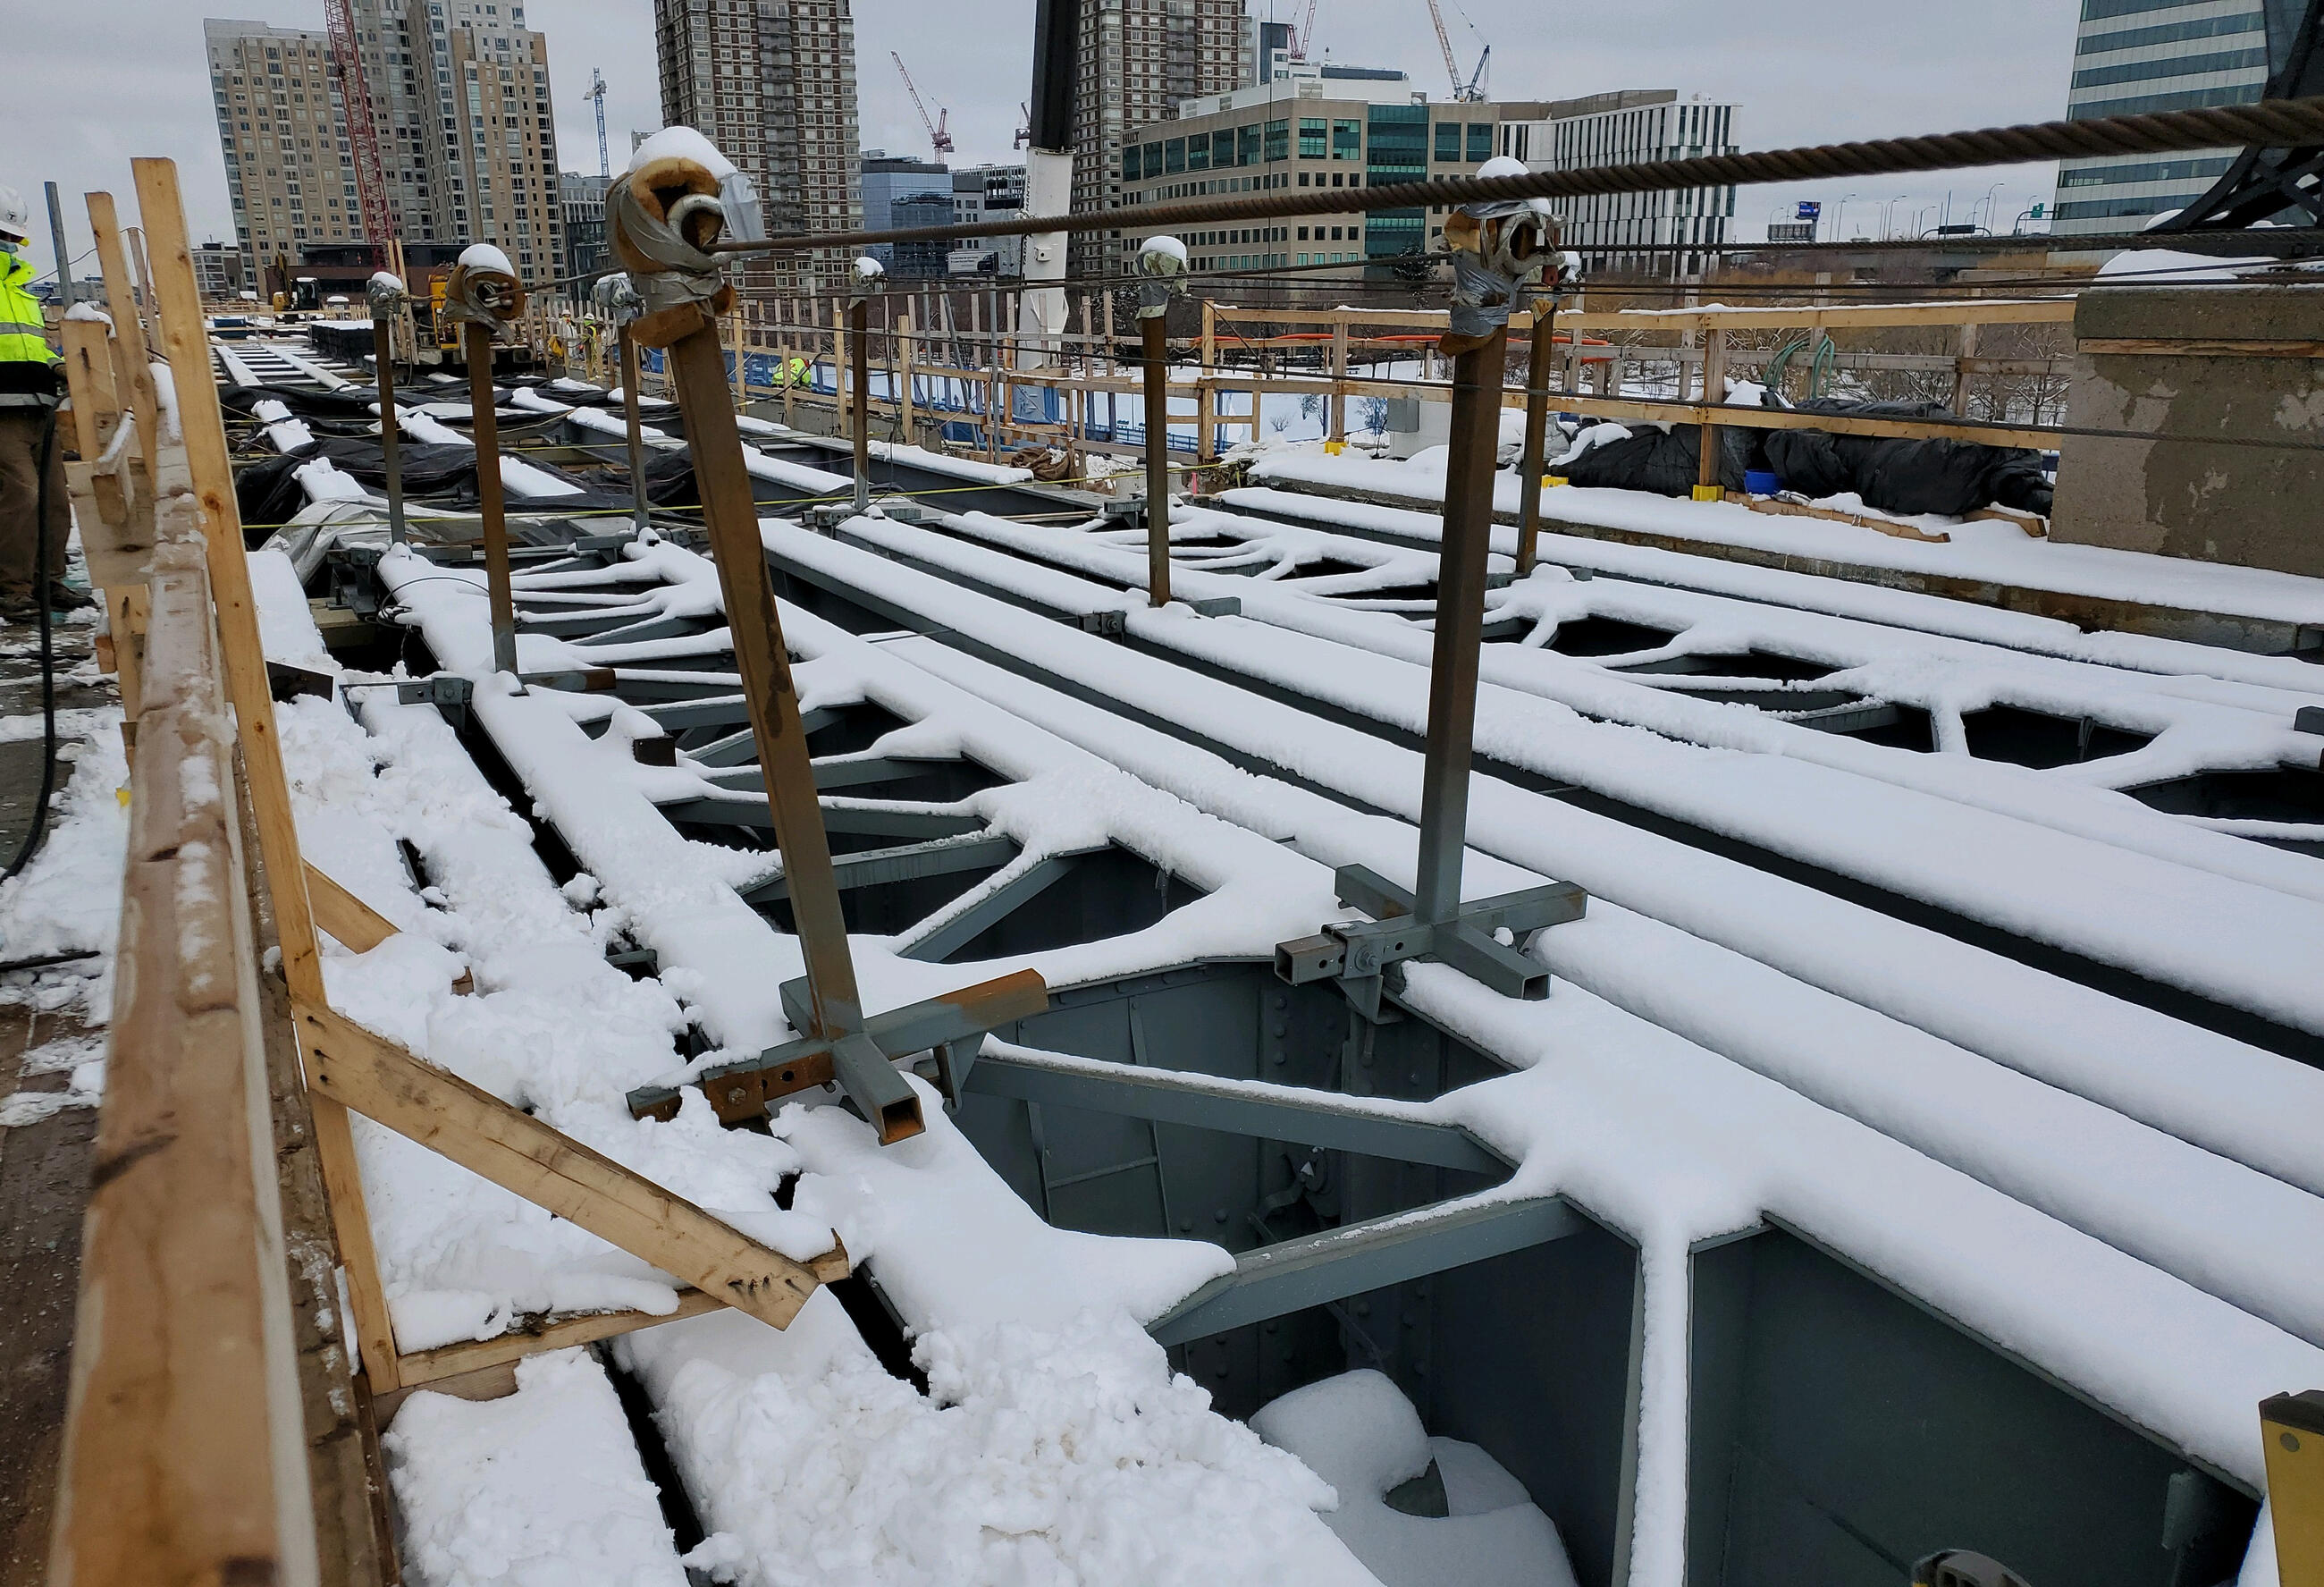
(442, 245, 526, 340)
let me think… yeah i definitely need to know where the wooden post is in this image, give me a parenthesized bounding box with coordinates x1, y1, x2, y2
(463, 321, 519, 676)
(780, 327, 797, 428)
(85, 193, 161, 468)
(850, 297, 870, 512)
(898, 309, 915, 445)
(729, 305, 746, 409)
(1141, 309, 1173, 607)
(833, 298, 848, 433)
(1100, 290, 1115, 371)
(1697, 328, 1728, 493)
(619, 325, 651, 536)
(1199, 300, 1218, 460)
(1516, 301, 1558, 575)
(1329, 311, 1349, 445)
(1949, 320, 1980, 417)
(132, 156, 401, 1392)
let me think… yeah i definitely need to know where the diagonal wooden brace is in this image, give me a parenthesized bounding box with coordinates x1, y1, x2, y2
(294, 998, 837, 1330)
(627, 967, 1050, 1132)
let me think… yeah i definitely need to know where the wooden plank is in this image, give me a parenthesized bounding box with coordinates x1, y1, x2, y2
(2078, 336, 2324, 359)
(1217, 299, 2077, 332)
(57, 318, 119, 460)
(86, 192, 162, 469)
(131, 157, 402, 1395)
(292, 997, 833, 1330)
(1727, 489, 1950, 544)
(52, 544, 320, 1587)
(304, 862, 400, 954)
(396, 1289, 726, 1387)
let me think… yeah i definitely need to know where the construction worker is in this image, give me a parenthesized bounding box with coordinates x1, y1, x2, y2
(782, 354, 810, 390)
(0, 187, 85, 624)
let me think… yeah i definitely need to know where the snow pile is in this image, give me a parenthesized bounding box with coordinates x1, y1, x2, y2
(457, 241, 515, 276)
(0, 719, 129, 1010)
(384, 1348, 690, 1587)
(622, 1303, 1377, 1587)
(624, 124, 736, 181)
(1253, 1371, 1578, 1587)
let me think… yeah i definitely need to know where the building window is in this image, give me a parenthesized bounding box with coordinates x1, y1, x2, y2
(1165, 137, 1185, 173)
(1299, 117, 1326, 159)
(1467, 122, 1493, 162)
(1237, 123, 1259, 166)
(1435, 122, 1461, 162)
(1332, 119, 1360, 160)
(1264, 118, 1289, 162)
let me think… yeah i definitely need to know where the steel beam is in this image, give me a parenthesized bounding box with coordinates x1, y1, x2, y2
(1515, 296, 1557, 576)
(740, 831, 1020, 906)
(1142, 309, 1172, 607)
(1148, 1195, 1586, 1346)
(619, 323, 651, 536)
(901, 847, 1100, 963)
(963, 1050, 1511, 1174)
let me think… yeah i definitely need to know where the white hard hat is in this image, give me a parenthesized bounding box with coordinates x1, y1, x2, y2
(0, 187, 27, 243)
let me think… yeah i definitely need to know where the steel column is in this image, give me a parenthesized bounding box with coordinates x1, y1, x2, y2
(1515, 303, 1557, 576)
(463, 320, 518, 676)
(618, 324, 650, 536)
(1412, 329, 1507, 925)
(851, 297, 872, 513)
(1141, 311, 1173, 606)
(374, 315, 406, 545)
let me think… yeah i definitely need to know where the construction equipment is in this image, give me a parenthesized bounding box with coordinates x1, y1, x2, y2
(892, 52, 956, 157)
(586, 68, 610, 180)
(1289, 0, 1318, 62)
(1422, 0, 1490, 103)
(322, 0, 395, 261)
(1014, 102, 1032, 150)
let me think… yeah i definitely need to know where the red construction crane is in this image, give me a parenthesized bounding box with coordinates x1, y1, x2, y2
(1289, 0, 1318, 61)
(891, 52, 956, 156)
(324, 0, 397, 259)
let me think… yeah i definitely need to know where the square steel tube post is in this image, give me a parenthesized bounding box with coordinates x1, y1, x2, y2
(1412, 330, 1509, 926)
(618, 324, 651, 536)
(1515, 302, 1557, 577)
(463, 320, 519, 676)
(851, 299, 872, 514)
(1142, 311, 1173, 607)
(375, 316, 407, 545)
(658, 310, 924, 1142)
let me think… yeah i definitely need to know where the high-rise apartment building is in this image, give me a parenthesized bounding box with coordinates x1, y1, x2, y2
(1068, 0, 1255, 278)
(652, 0, 864, 299)
(206, 3, 566, 289)
(206, 20, 366, 274)
(2051, 0, 2294, 234)
(560, 171, 612, 282)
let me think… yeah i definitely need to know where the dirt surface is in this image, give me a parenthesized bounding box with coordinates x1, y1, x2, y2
(0, 997, 100, 1587)
(0, 611, 112, 1584)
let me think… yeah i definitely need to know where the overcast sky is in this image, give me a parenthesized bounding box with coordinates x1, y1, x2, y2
(2, 0, 2079, 285)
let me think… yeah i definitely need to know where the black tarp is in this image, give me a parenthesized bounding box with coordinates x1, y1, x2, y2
(1558, 423, 1761, 497)
(1759, 397, 2053, 518)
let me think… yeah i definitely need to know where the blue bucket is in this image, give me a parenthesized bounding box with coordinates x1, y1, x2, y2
(1743, 469, 1781, 495)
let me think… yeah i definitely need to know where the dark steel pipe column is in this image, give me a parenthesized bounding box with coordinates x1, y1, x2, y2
(1141, 311, 1173, 606)
(463, 321, 518, 676)
(1411, 330, 1509, 926)
(375, 315, 406, 545)
(1515, 303, 1557, 577)
(850, 298, 871, 513)
(618, 325, 650, 536)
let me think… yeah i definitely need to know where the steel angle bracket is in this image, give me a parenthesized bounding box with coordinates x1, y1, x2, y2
(626, 967, 1049, 1135)
(1275, 863, 1586, 1022)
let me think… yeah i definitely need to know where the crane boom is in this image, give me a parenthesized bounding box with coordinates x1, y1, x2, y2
(586, 69, 610, 180)
(1291, 0, 1318, 60)
(1421, 0, 1463, 100)
(323, 0, 395, 259)
(890, 52, 956, 156)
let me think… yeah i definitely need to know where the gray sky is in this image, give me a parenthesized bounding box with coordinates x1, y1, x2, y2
(2, 0, 2079, 286)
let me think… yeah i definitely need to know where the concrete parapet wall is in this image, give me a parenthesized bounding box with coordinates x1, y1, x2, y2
(2052, 284, 2324, 577)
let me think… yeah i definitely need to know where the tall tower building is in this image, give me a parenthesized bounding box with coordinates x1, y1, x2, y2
(206, 4, 566, 283)
(205, 19, 366, 274)
(653, 0, 864, 300)
(1069, 0, 1256, 278)
(2051, 0, 2290, 235)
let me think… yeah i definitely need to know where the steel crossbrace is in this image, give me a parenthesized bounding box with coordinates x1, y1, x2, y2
(626, 968, 1049, 1127)
(1275, 863, 1585, 1009)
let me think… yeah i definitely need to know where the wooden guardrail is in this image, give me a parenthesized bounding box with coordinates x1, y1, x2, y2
(577, 292, 2081, 469)
(47, 158, 855, 1584)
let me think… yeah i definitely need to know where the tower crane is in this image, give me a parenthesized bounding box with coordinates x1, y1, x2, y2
(1289, 0, 1318, 61)
(890, 53, 956, 156)
(322, 0, 396, 259)
(1420, 0, 1490, 103)
(585, 68, 610, 179)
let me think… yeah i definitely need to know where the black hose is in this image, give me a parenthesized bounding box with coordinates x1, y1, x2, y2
(3, 403, 62, 883)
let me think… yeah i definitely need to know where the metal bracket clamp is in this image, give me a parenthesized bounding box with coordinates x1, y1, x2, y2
(439, 253, 526, 335)
(1442, 174, 1560, 345)
(607, 167, 729, 319)
(1275, 863, 1586, 1022)
(591, 271, 644, 329)
(365, 270, 408, 317)
(625, 967, 1050, 1133)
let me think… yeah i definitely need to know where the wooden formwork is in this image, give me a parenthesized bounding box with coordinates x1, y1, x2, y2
(46, 160, 854, 1584)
